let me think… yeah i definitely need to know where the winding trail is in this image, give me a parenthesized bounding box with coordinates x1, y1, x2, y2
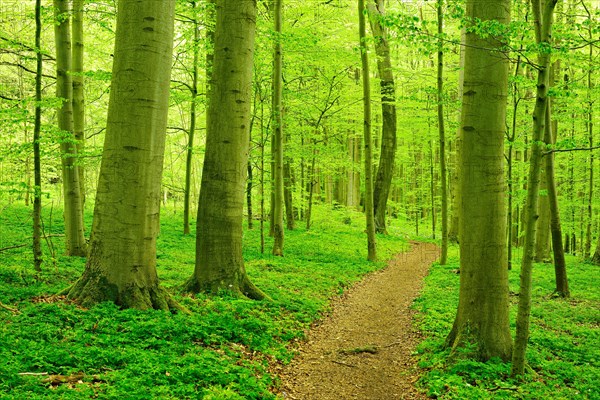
(275, 242, 440, 399)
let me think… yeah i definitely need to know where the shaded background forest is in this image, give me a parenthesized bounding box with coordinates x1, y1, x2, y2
(1, 0, 600, 262)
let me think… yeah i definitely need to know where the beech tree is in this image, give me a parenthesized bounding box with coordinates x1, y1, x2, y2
(445, 0, 513, 361)
(54, 0, 87, 257)
(359, 0, 377, 262)
(32, 0, 43, 271)
(367, 0, 397, 235)
(512, 0, 559, 377)
(436, 0, 448, 265)
(72, 0, 85, 202)
(66, 0, 179, 310)
(272, 0, 285, 256)
(182, 1, 201, 236)
(184, 0, 267, 299)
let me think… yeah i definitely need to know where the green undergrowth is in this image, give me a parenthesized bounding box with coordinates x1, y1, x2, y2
(0, 203, 407, 399)
(414, 245, 600, 399)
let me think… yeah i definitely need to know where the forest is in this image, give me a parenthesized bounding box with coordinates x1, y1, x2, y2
(0, 0, 599, 398)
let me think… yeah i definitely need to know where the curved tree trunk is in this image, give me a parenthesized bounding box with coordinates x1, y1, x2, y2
(445, 0, 512, 361)
(544, 62, 569, 297)
(367, 0, 397, 235)
(184, 0, 266, 300)
(544, 105, 569, 297)
(512, 0, 559, 378)
(67, 0, 179, 311)
(54, 0, 87, 257)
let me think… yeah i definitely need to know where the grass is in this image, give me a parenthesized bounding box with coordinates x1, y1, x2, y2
(1, 202, 598, 399)
(413, 245, 600, 399)
(0, 202, 407, 399)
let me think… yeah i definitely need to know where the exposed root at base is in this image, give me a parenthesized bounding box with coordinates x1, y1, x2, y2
(182, 274, 270, 301)
(62, 275, 187, 313)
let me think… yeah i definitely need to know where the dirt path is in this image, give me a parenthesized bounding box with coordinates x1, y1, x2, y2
(275, 242, 440, 400)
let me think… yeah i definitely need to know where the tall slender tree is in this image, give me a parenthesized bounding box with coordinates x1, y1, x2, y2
(54, 0, 87, 257)
(183, 1, 200, 235)
(367, 0, 397, 235)
(272, 0, 285, 256)
(436, 0, 448, 265)
(33, 0, 43, 271)
(582, 0, 594, 260)
(545, 63, 569, 297)
(184, 0, 267, 299)
(512, 0, 559, 377)
(445, 0, 512, 361)
(72, 0, 85, 203)
(66, 0, 179, 310)
(359, 0, 377, 262)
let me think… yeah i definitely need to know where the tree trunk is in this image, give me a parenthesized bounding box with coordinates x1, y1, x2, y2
(359, 0, 377, 262)
(592, 238, 600, 265)
(512, 0, 558, 378)
(283, 158, 295, 230)
(54, 0, 87, 257)
(544, 104, 569, 297)
(72, 0, 85, 205)
(445, 0, 512, 362)
(66, 0, 179, 311)
(184, 0, 266, 300)
(436, 0, 447, 264)
(544, 63, 569, 297)
(429, 137, 436, 239)
(347, 133, 361, 209)
(367, 0, 397, 235)
(447, 29, 465, 244)
(247, 160, 254, 229)
(584, 2, 594, 260)
(507, 56, 522, 269)
(33, 0, 43, 272)
(305, 148, 317, 231)
(183, 1, 201, 235)
(534, 168, 552, 262)
(272, 0, 284, 256)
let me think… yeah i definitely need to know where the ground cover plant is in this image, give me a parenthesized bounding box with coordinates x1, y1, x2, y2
(414, 246, 600, 399)
(0, 203, 407, 399)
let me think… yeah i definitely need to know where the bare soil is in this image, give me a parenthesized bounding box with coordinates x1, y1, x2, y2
(274, 242, 440, 400)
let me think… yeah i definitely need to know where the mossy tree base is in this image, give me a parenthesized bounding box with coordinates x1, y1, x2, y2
(64, 272, 185, 312)
(445, 321, 512, 362)
(183, 273, 268, 301)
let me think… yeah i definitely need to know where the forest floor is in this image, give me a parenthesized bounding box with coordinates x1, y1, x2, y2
(275, 242, 440, 400)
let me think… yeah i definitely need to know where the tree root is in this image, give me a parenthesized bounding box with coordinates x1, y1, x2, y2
(183, 272, 270, 301)
(64, 274, 188, 313)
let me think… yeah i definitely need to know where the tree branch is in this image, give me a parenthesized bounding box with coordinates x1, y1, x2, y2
(542, 145, 600, 156)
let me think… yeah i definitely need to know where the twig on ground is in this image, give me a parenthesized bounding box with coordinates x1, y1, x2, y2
(331, 360, 356, 368)
(0, 244, 28, 252)
(18, 372, 48, 376)
(0, 302, 19, 313)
